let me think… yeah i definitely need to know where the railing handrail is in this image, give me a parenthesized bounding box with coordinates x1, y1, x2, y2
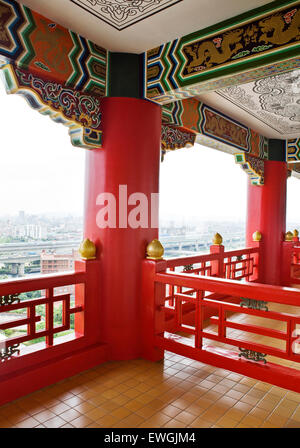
(155, 271, 300, 307)
(165, 246, 259, 269)
(0, 270, 86, 295)
(166, 252, 219, 268)
(221, 247, 259, 257)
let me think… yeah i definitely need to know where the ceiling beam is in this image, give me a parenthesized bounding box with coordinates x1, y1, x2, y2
(144, 0, 300, 104)
(0, 0, 107, 95)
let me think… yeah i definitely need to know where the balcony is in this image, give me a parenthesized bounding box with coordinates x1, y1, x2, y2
(0, 235, 300, 428)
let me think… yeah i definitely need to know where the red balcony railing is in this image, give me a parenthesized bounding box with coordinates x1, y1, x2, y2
(166, 246, 259, 281)
(142, 252, 300, 393)
(0, 259, 107, 406)
(164, 245, 260, 320)
(281, 240, 300, 285)
(291, 246, 300, 280)
(0, 271, 84, 358)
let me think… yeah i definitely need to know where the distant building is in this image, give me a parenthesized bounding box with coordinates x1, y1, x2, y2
(11, 224, 48, 240)
(18, 210, 25, 224)
(40, 249, 79, 295)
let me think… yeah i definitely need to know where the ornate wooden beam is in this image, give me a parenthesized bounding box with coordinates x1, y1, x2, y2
(0, 0, 107, 95)
(235, 153, 265, 186)
(161, 125, 196, 161)
(162, 97, 269, 159)
(287, 138, 300, 162)
(1, 63, 103, 149)
(145, 0, 300, 104)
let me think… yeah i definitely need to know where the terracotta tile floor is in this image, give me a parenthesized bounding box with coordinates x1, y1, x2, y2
(1, 304, 300, 429)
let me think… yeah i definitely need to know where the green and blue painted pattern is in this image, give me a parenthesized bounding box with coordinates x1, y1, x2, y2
(146, 0, 300, 104)
(0, 0, 107, 95)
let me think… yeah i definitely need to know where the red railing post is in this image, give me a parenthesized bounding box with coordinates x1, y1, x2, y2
(210, 244, 224, 278)
(141, 258, 167, 362)
(75, 259, 102, 344)
(281, 240, 295, 285)
(250, 238, 261, 282)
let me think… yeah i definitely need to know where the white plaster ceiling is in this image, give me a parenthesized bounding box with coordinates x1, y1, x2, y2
(198, 69, 300, 139)
(19, 0, 272, 53)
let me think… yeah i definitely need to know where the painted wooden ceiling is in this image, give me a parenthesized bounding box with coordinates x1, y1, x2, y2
(18, 0, 299, 140)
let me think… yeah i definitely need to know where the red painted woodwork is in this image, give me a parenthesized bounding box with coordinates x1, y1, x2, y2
(210, 244, 224, 278)
(166, 246, 260, 282)
(260, 161, 287, 285)
(143, 263, 300, 393)
(159, 335, 300, 394)
(141, 259, 166, 361)
(292, 247, 300, 280)
(163, 246, 260, 329)
(281, 241, 295, 285)
(282, 242, 300, 285)
(246, 161, 287, 285)
(0, 260, 107, 406)
(84, 97, 161, 360)
(246, 178, 263, 248)
(0, 343, 107, 407)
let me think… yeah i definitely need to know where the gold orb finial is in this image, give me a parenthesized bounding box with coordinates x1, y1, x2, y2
(79, 238, 96, 260)
(146, 239, 164, 260)
(293, 229, 299, 238)
(252, 231, 262, 242)
(212, 233, 223, 245)
(285, 231, 293, 242)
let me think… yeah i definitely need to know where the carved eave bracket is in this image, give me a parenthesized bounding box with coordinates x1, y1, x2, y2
(161, 125, 196, 161)
(0, 64, 103, 149)
(235, 153, 264, 186)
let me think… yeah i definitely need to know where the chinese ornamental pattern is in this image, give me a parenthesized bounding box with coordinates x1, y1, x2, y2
(146, 3, 300, 103)
(235, 153, 265, 186)
(15, 67, 102, 129)
(162, 98, 268, 158)
(1, 63, 103, 149)
(161, 125, 196, 152)
(71, 0, 182, 30)
(288, 138, 300, 162)
(0, 0, 107, 95)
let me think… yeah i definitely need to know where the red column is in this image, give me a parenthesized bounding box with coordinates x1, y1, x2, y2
(246, 162, 287, 284)
(245, 178, 263, 248)
(260, 161, 287, 285)
(83, 97, 161, 360)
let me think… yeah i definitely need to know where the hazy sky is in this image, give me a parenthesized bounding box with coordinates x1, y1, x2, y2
(0, 81, 299, 223)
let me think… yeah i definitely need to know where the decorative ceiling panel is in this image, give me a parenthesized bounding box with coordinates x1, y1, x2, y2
(20, 0, 273, 53)
(70, 0, 182, 30)
(216, 69, 300, 137)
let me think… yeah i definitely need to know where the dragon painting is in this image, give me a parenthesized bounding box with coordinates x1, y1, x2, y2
(183, 28, 244, 73)
(259, 9, 300, 45)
